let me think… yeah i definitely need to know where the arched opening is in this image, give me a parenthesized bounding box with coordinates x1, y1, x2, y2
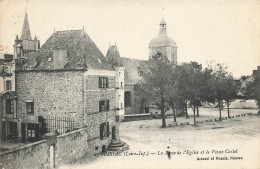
(102, 145, 106, 153)
(124, 91, 131, 107)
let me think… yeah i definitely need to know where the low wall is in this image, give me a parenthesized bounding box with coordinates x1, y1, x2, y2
(123, 114, 152, 122)
(0, 128, 88, 169)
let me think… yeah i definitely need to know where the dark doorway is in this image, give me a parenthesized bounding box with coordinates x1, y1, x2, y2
(102, 145, 106, 153)
(22, 123, 26, 142)
(145, 107, 149, 114)
(112, 126, 116, 140)
(2, 122, 6, 140)
(124, 91, 131, 107)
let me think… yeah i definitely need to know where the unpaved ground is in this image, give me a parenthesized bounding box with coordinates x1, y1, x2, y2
(61, 109, 260, 169)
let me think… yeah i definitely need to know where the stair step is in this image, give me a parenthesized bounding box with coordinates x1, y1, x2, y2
(109, 143, 125, 147)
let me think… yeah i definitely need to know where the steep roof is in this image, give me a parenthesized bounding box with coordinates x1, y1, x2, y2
(20, 12, 32, 40)
(121, 57, 148, 85)
(106, 45, 122, 66)
(18, 29, 114, 71)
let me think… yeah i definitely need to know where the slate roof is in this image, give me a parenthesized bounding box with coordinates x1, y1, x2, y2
(20, 12, 32, 40)
(106, 45, 122, 66)
(18, 29, 114, 71)
(121, 57, 148, 85)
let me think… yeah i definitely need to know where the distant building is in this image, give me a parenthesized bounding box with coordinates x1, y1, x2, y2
(253, 66, 260, 78)
(149, 18, 177, 64)
(106, 18, 177, 115)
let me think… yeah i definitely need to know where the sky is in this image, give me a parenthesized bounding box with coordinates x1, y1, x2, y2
(0, 0, 259, 78)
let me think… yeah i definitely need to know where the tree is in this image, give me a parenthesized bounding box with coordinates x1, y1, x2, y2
(207, 62, 236, 121)
(165, 65, 181, 122)
(141, 53, 172, 127)
(242, 75, 260, 114)
(179, 62, 205, 125)
(223, 76, 240, 118)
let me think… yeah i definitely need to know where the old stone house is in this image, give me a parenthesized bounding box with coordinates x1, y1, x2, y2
(0, 11, 40, 142)
(0, 12, 124, 158)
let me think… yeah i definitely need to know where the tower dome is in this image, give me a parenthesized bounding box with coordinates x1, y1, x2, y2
(148, 18, 177, 64)
(149, 19, 177, 48)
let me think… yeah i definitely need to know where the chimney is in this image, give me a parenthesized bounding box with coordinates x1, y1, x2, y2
(53, 49, 67, 69)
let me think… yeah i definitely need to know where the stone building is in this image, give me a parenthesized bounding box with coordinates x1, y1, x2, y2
(0, 53, 17, 141)
(149, 18, 177, 64)
(106, 18, 177, 115)
(0, 11, 125, 157)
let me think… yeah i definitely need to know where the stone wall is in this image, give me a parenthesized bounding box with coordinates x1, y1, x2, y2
(16, 70, 84, 138)
(0, 128, 88, 169)
(83, 73, 120, 156)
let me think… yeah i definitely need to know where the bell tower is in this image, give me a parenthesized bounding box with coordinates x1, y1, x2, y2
(13, 10, 40, 59)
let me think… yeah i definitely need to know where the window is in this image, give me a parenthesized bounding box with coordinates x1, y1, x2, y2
(5, 80, 11, 91)
(6, 99, 14, 114)
(121, 82, 123, 87)
(27, 101, 34, 114)
(99, 77, 109, 88)
(121, 103, 123, 109)
(27, 123, 35, 138)
(124, 91, 131, 107)
(99, 100, 109, 112)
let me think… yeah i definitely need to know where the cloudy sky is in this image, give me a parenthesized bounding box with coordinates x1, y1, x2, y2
(0, 0, 259, 78)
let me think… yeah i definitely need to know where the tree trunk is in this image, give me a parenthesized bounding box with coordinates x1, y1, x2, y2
(193, 105, 196, 125)
(172, 102, 176, 122)
(196, 104, 199, 116)
(161, 97, 166, 128)
(219, 100, 222, 121)
(185, 100, 189, 118)
(227, 101, 230, 118)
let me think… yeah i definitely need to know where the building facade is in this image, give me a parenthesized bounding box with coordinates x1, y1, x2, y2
(1, 12, 124, 156)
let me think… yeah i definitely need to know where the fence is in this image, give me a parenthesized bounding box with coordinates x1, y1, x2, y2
(45, 116, 74, 134)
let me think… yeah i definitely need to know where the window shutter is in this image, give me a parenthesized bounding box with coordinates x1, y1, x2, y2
(32, 102, 34, 114)
(99, 101, 102, 112)
(99, 77, 102, 88)
(107, 122, 109, 137)
(106, 77, 109, 88)
(107, 100, 109, 111)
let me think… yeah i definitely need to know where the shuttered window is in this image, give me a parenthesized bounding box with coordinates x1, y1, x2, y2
(27, 101, 34, 114)
(6, 99, 14, 114)
(99, 77, 109, 88)
(99, 100, 109, 112)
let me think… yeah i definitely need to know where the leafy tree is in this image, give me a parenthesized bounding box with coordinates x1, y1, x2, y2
(165, 65, 181, 122)
(207, 62, 236, 120)
(223, 77, 240, 118)
(141, 53, 172, 127)
(242, 75, 260, 114)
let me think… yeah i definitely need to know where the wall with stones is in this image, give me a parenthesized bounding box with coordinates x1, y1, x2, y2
(16, 71, 84, 132)
(83, 74, 119, 156)
(0, 128, 88, 169)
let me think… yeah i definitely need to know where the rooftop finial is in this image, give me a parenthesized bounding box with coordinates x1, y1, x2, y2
(162, 8, 164, 20)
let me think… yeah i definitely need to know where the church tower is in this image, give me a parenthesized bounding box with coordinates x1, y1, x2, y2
(13, 10, 40, 59)
(149, 18, 177, 64)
